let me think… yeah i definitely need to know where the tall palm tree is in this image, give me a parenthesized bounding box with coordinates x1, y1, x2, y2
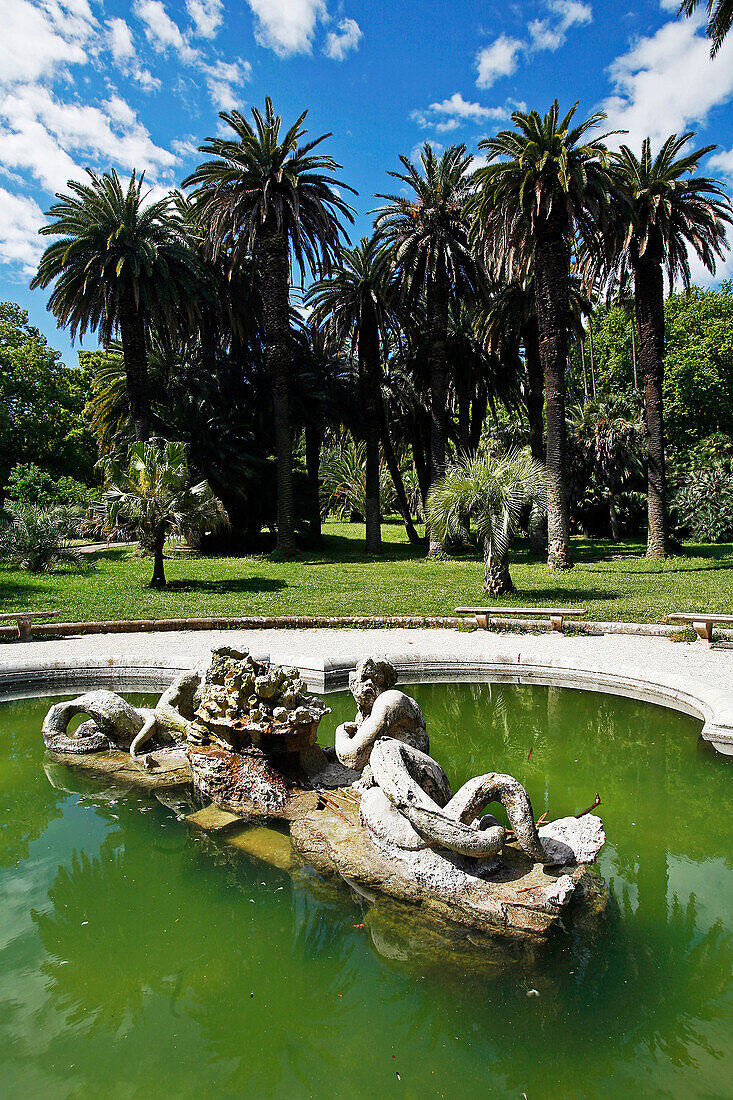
(678, 0, 733, 54)
(308, 236, 395, 552)
(373, 143, 481, 554)
(606, 134, 732, 556)
(184, 97, 355, 554)
(473, 102, 614, 569)
(31, 170, 205, 442)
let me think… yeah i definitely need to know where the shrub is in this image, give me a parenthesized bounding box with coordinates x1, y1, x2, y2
(5, 462, 94, 510)
(0, 502, 86, 572)
(675, 464, 733, 542)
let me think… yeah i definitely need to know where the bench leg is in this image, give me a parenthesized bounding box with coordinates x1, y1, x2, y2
(692, 620, 713, 643)
(17, 619, 33, 642)
(549, 614, 564, 633)
(475, 614, 489, 630)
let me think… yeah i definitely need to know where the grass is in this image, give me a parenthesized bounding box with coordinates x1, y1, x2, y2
(1, 519, 733, 625)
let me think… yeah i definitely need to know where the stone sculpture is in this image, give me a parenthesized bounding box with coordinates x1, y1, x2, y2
(42, 691, 156, 755)
(334, 656, 428, 770)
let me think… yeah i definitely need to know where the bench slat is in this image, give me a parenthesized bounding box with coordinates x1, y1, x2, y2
(0, 611, 60, 621)
(669, 613, 733, 624)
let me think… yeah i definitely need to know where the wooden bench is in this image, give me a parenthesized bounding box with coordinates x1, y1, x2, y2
(669, 612, 733, 643)
(455, 606, 586, 633)
(0, 611, 60, 642)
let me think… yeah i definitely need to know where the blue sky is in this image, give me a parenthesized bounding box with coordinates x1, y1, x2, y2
(3, 0, 733, 362)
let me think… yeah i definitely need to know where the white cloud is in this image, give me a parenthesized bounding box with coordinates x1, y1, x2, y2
(198, 58, 251, 110)
(133, 0, 199, 63)
(476, 1, 591, 89)
(476, 35, 522, 89)
(0, 187, 46, 275)
(186, 0, 223, 38)
(245, 0, 327, 56)
(0, 84, 178, 191)
(412, 93, 511, 133)
(323, 17, 362, 61)
(710, 148, 733, 182)
(0, 0, 97, 87)
(601, 6, 733, 150)
(106, 16, 136, 62)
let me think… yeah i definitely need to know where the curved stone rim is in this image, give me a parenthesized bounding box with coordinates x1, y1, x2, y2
(0, 649, 730, 754)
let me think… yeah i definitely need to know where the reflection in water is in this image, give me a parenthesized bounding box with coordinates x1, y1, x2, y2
(2, 686, 733, 1097)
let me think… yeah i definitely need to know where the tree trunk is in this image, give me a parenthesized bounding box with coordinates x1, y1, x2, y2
(257, 223, 296, 555)
(380, 405, 422, 544)
(358, 303, 382, 553)
(588, 316, 597, 399)
(634, 235, 669, 559)
(609, 492, 620, 541)
(119, 286, 150, 442)
(534, 214, 573, 570)
(305, 424, 322, 548)
(469, 388, 487, 455)
(457, 371, 471, 454)
(523, 315, 546, 558)
(483, 540, 514, 595)
(411, 413, 431, 515)
(426, 265, 450, 555)
(150, 524, 166, 588)
(630, 311, 639, 390)
(580, 340, 589, 402)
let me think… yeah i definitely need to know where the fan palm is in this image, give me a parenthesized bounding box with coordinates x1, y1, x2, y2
(473, 102, 614, 570)
(571, 398, 644, 541)
(101, 439, 228, 587)
(605, 134, 732, 556)
(31, 170, 205, 442)
(373, 143, 481, 553)
(308, 236, 395, 552)
(428, 451, 546, 595)
(183, 97, 355, 554)
(0, 501, 85, 573)
(678, 0, 733, 55)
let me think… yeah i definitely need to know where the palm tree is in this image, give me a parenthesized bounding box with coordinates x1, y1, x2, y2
(473, 102, 614, 570)
(101, 439, 227, 587)
(373, 143, 481, 554)
(606, 134, 732, 556)
(428, 451, 546, 594)
(308, 237, 396, 552)
(0, 501, 85, 573)
(678, 0, 733, 55)
(571, 398, 644, 540)
(31, 170, 205, 442)
(183, 97, 355, 555)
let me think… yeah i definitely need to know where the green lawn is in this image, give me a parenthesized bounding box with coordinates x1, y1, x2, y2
(2, 519, 733, 625)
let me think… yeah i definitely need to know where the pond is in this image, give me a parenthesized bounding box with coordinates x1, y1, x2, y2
(1, 682, 731, 1098)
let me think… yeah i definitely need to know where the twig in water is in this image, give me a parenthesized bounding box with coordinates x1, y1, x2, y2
(575, 793, 601, 818)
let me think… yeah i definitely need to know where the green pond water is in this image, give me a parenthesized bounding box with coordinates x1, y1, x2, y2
(1, 683, 732, 1099)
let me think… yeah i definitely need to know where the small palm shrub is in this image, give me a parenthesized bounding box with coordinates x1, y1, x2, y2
(319, 436, 396, 521)
(0, 502, 85, 573)
(676, 464, 733, 542)
(428, 451, 546, 594)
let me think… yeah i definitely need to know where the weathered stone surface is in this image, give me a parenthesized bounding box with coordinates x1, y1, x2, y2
(224, 824, 296, 871)
(42, 746, 191, 789)
(334, 657, 428, 770)
(539, 814, 606, 865)
(42, 690, 148, 754)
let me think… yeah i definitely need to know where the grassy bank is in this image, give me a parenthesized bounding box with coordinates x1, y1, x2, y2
(1, 520, 732, 626)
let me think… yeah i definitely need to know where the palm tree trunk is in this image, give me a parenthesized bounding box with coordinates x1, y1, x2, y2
(609, 492, 620, 541)
(469, 388, 487, 454)
(119, 287, 150, 442)
(523, 315, 546, 558)
(457, 371, 471, 454)
(411, 413, 431, 514)
(426, 266, 450, 555)
(380, 405, 422, 544)
(305, 424, 322, 548)
(359, 304, 382, 553)
(634, 241, 669, 558)
(534, 218, 573, 570)
(258, 223, 296, 555)
(588, 316, 597, 399)
(483, 539, 514, 595)
(151, 524, 166, 588)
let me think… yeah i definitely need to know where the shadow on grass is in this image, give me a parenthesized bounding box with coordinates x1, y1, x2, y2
(162, 576, 287, 595)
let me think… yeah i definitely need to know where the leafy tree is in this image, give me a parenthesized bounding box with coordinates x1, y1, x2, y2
(308, 236, 395, 552)
(101, 440, 228, 587)
(6, 463, 93, 510)
(0, 302, 95, 493)
(0, 502, 85, 573)
(427, 450, 546, 595)
(678, 0, 733, 54)
(605, 134, 732, 557)
(184, 97, 355, 554)
(31, 170, 206, 442)
(374, 143, 481, 554)
(474, 102, 613, 570)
